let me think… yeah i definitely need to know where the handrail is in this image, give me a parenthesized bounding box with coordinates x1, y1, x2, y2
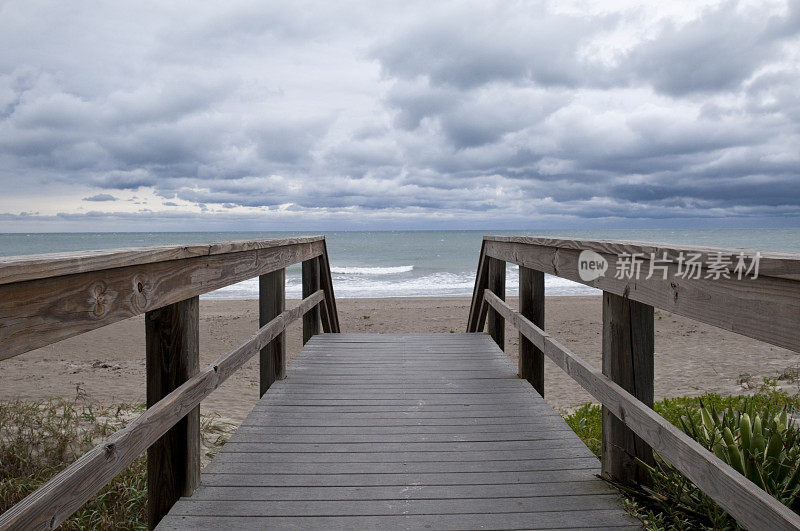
(468, 235, 800, 531)
(0, 236, 332, 360)
(0, 236, 340, 529)
(483, 291, 800, 531)
(477, 235, 800, 352)
(0, 290, 324, 530)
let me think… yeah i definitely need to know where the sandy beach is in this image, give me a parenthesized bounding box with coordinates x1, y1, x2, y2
(2, 296, 797, 425)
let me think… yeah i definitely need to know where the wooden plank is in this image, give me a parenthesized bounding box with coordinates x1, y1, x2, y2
(203, 447, 596, 465)
(483, 235, 800, 281)
(145, 297, 200, 529)
(206, 457, 600, 475)
(519, 265, 545, 395)
(167, 495, 624, 516)
(158, 511, 642, 530)
(486, 256, 505, 350)
(259, 268, 285, 396)
(0, 291, 324, 530)
(601, 292, 654, 486)
(0, 239, 324, 360)
(484, 237, 800, 353)
(0, 236, 325, 285)
(185, 480, 614, 501)
(199, 468, 612, 487)
(302, 258, 320, 345)
(226, 430, 578, 444)
(482, 292, 800, 530)
(466, 239, 488, 332)
(318, 240, 340, 333)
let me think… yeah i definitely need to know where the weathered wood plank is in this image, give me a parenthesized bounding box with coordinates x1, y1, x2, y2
(0, 240, 324, 360)
(158, 511, 642, 530)
(318, 240, 340, 333)
(484, 238, 800, 353)
(259, 268, 285, 396)
(482, 291, 800, 530)
(0, 236, 326, 285)
(145, 297, 200, 529)
(486, 256, 505, 349)
(198, 468, 613, 487)
(483, 235, 800, 281)
(167, 494, 624, 516)
(0, 291, 323, 531)
(519, 265, 545, 395)
(186, 480, 614, 501)
(601, 291, 654, 486)
(301, 258, 320, 345)
(466, 239, 489, 332)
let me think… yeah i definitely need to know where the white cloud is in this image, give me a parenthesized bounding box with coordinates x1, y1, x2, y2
(0, 0, 798, 230)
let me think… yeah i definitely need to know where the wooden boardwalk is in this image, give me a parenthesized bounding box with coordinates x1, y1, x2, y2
(158, 333, 637, 530)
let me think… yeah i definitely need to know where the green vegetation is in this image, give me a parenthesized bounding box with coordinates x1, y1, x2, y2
(0, 398, 234, 529)
(563, 384, 800, 529)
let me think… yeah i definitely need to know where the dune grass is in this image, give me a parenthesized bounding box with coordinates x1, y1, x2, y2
(0, 398, 234, 529)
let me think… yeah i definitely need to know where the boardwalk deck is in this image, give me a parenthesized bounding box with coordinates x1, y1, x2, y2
(158, 333, 638, 530)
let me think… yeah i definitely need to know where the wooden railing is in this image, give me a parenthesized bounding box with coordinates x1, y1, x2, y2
(0, 236, 339, 530)
(467, 236, 800, 531)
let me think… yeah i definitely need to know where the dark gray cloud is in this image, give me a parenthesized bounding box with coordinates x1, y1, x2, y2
(83, 193, 118, 202)
(0, 1, 798, 229)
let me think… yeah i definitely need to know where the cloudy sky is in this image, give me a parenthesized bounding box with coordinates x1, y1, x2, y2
(1, 0, 799, 231)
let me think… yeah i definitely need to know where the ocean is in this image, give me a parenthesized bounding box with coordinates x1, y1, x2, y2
(1, 229, 798, 299)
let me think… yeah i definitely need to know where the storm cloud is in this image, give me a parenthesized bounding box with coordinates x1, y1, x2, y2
(1, 0, 798, 230)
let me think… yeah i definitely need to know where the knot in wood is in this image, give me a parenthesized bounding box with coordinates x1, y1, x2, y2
(88, 281, 117, 318)
(131, 274, 149, 311)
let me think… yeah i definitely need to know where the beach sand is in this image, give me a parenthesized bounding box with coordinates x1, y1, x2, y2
(2, 296, 798, 424)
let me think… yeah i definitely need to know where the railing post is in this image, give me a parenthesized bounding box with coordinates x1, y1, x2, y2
(318, 241, 341, 333)
(302, 258, 321, 344)
(486, 257, 506, 349)
(145, 296, 200, 529)
(519, 266, 544, 396)
(260, 268, 285, 396)
(601, 291, 654, 486)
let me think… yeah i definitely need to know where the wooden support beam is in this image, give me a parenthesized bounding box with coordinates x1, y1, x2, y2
(486, 257, 506, 350)
(259, 268, 285, 396)
(302, 258, 321, 344)
(145, 296, 200, 529)
(466, 240, 489, 332)
(519, 266, 544, 396)
(318, 240, 340, 333)
(601, 291, 655, 486)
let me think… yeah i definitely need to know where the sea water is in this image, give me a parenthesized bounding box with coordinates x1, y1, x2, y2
(1, 229, 798, 299)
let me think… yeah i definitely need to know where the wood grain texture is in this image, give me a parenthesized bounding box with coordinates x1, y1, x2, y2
(318, 241, 340, 333)
(483, 235, 800, 281)
(159, 333, 635, 530)
(146, 297, 200, 529)
(466, 240, 488, 332)
(302, 258, 321, 345)
(486, 256, 506, 350)
(0, 239, 324, 360)
(0, 291, 324, 531)
(259, 269, 285, 397)
(483, 238, 800, 353)
(482, 291, 800, 531)
(519, 266, 545, 395)
(0, 236, 325, 285)
(601, 292, 654, 486)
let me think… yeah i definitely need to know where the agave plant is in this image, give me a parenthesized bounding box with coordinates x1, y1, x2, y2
(686, 402, 800, 510)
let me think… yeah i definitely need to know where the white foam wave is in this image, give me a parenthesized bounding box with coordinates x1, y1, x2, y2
(330, 265, 413, 275)
(202, 269, 599, 299)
